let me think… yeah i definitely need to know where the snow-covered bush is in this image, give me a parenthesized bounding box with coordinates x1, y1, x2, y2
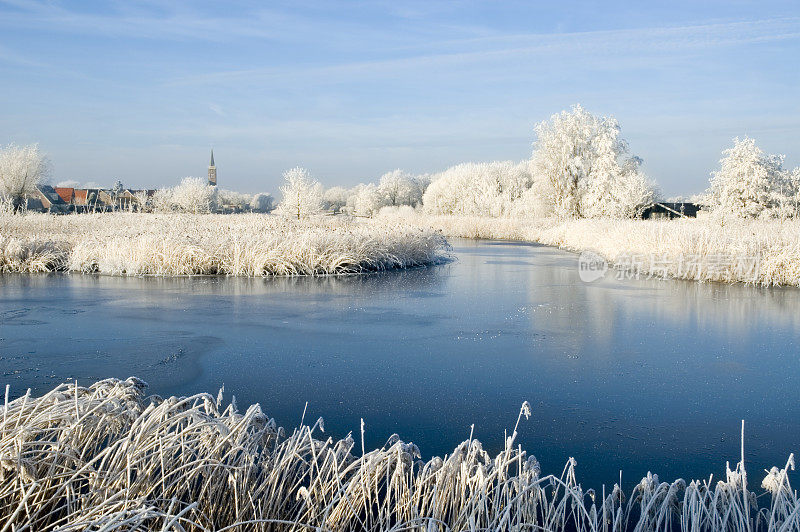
(322, 186, 349, 213)
(276, 167, 324, 219)
(422, 161, 533, 216)
(705, 137, 794, 218)
(531, 105, 654, 218)
(217, 189, 252, 212)
(152, 177, 217, 214)
(151, 188, 174, 213)
(0, 195, 13, 214)
(132, 190, 152, 213)
(152, 184, 273, 214)
(0, 143, 49, 213)
(508, 186, 546, 217)
(415, 173, 432, 198)
(335, 171, 428, 217)
(250, 193, 274, 213)
(376, 205, 417, 219)
(788, 167, 800, 218)
(172, 177, 218, 213)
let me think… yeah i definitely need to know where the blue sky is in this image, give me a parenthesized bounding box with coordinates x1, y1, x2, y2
(0, 0, 798, 196)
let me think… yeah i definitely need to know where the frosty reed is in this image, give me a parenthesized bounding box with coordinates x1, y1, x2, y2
(0, 378, 797, 531)
(0, 212, 449, 276)
(380, 211, 800, 286)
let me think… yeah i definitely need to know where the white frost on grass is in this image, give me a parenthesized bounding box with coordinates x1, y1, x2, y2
(5, 208, 800, 285)
(0, 212, 448, 276)
(0, 378, 796, 531)
(378, 210, 800, 286)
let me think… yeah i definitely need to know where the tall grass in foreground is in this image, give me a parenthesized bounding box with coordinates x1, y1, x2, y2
(0, 378, 797, 531)
(0, 213, 448, 275)
(378, 211, 800, 286)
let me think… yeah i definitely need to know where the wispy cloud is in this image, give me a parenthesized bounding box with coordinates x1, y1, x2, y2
(0, 0, 394, 45)
(165, 17, 800, 87)
(1, 1, 797, 195)
(0, 43, 48, 67)
(208, 104, 226, 117)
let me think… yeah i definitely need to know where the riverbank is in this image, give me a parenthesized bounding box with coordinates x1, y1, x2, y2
(4, 210, 798, 285)
(0, 378, 795, 531)
(378, 210, 800, 286)
(0, 212, 448, 276)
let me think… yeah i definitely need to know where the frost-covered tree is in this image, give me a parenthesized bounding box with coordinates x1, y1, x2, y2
(155, 177, 217, 213)
(580, 155, 655, 218)
(175, 177, 218, 213)
(337, 171, 426, 217)
(250, 193, 274, 213)
(217, 189, 251, 212)
(422, 161, 533, 216)
(152, 188, 174, 213)
(322, 186, 349, 213)
(608, 162, 657, 218)
(378, 170, 422, 207)
(0, 143, 49, 213)
(788, 168, 800, 218)
(531, 105, 653, 218)
(509, 186, 546, 217)
(133, 190, 151, 212)
(351, 183, 383, 217)
(705, 137, 791, 218)
(276, 167, 324, 219)
(343, 186, 360, 215)
(108, 180, 126, 211)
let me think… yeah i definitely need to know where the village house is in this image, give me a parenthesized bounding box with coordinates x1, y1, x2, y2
(640, 201, 701, 220)
(23, 152, 206, 214)
(24, 185, 156, 213)
(54, 187, 75, 204)
(26, 185, 70, 213)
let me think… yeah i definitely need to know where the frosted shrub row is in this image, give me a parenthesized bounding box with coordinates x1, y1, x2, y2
(5, 105, 799, 221)
(150, 177, 275, 214)
(419, 106, 655, 219)
(282, 106, 799, 221)
(281, 105, 658, 220)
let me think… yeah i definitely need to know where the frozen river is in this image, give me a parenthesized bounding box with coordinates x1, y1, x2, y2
(1, 238, 798, 490)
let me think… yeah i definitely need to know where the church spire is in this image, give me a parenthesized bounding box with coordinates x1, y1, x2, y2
(208, 149, 217, 186)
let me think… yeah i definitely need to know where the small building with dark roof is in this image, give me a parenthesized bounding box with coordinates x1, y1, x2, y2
(28, 185, 70, 213)
(640, 202, 701, 220)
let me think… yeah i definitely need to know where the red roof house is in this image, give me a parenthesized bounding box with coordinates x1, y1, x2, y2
(54, 187, 75, 203)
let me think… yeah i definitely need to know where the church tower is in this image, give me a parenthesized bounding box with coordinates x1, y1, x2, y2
(208, 149, 217, 186)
